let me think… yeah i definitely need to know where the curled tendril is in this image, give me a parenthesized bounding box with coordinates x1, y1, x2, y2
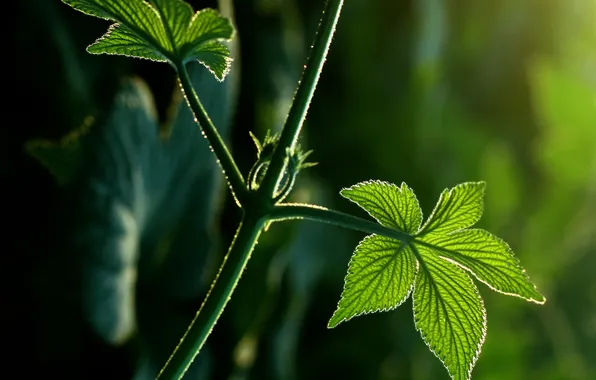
(247, 131, 317, 201)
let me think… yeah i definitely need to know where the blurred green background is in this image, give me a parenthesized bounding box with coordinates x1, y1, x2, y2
(7, 0, 596, 379)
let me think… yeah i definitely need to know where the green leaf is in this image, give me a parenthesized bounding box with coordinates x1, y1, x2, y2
(67, 72, 234, 347)
(331, 180, 545, 379)
(419, 182, 485, 236)
(61, 0, 234, 80)
(25, 119, 93, 186)
(413, 245, 486, 380)
(76, 78, 161, 345)
(328, 235, 418, 328)
(341, 181, 423, 234)
(420, 229, 546, 303)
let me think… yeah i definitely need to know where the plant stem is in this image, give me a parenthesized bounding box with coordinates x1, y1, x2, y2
(157, 215, 265, 380)
(268, 203, 413, 243)
(159, 2, 345, 378)
(258, 0, 344, 198)
(177, 63, 248, 205)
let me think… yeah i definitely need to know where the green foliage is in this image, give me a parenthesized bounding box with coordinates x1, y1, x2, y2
(27, 68, 233, 358)
(25, 118, 92, 186)
(24, 1, 554, 378)
(16, 0, 593, 378)
(529, 59, 596, 188)
(61, 0, 234, 79)
(329, 181, 545, 379)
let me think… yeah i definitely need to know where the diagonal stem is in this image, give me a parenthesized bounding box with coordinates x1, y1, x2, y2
(157, 215, 265, 380)
(258, 0, 344, 199)
(177, 63, 248, 205)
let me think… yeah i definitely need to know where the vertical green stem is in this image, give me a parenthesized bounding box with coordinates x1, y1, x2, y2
(157, 215, 265, 380)
(159, 1, 345, 378)
(258, 0, 344, 198)
(177, 63, 248, 205)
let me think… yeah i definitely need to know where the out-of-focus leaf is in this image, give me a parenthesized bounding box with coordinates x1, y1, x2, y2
(479, 141, 521, 230)
(529, 59, 596, 188)
(63, 57, 236, 379)
(68, 60, 234, 347)
(74, 77, 173, 345)
(133, 41, 238, 377)
(25, 117, 93, 186)
(140, 60, 236, 298)
(413, 0, 446, 91)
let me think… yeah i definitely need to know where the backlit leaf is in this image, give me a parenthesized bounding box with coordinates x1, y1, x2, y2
(328, 235, 418, 328)
(419, 229, 546, 303)
(419, 182, 485, 236)
(61, 0, 234, 79)
(413, 245, 486, 380)
(341, 181, 423, 234)
(330, 180, 545, 379)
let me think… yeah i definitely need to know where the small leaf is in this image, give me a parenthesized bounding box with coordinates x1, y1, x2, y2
(328, 235, 418, 328)
(87, 24, 169, 62)
(25, 119, 92, 186)
(419, 182, 485, 236)
(183, 8, 234, 52)
(341, 181, 423, 234)
(61, 0, 234, 80)
(420, 229, 546, 303)
(187, 40, 233, 81)
(413, 246, 486, 380)
(151, 0, 193, 47)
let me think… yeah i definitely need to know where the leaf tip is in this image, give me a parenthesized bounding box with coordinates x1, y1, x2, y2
(338, 185, 355, 199)
(327, 312, 344, 329)
(528, 290, 547, 305)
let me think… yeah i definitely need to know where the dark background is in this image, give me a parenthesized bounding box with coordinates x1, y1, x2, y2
(6, 0, 596, 379)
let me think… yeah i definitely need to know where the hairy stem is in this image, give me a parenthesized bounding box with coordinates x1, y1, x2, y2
(177, 63, 248, 205)
(268, 203, 413, 243)
(258, 0, 344, 198)
(157, 215, 265, 380)
(159, 2, 345, 378)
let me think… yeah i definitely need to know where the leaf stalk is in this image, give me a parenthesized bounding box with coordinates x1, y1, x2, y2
(268, 203, 413, 243)
(177, 62, 248, 205)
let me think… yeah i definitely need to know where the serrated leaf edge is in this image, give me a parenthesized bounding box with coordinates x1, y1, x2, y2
(188, 8, 236, 41)
(333, 179, 545, 378)
(340, 179, 423, 233)
(87, 24, 170, 62)
(412, 251, 488, 380)
(194, 52, 233, 82)
(66, 1, 234, 77)
(426, 233, 546, 304)
(418, 181, 487, 235)
(327, 234, 418, 328)
(182, 8, 235, 81)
